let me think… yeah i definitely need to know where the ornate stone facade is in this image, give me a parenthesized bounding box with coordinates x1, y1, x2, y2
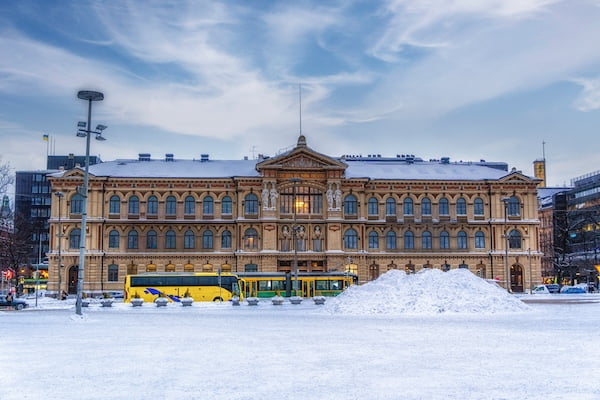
(47, 136, 542, 295)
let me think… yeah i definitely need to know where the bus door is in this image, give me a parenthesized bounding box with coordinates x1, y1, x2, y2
(302, 280, 313, 297)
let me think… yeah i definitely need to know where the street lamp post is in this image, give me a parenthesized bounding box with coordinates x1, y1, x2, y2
(289, 178, 302, 295)
(75, 90, 105, 315)
(501, 197, 511, 293)
(54, 191, 64, 300)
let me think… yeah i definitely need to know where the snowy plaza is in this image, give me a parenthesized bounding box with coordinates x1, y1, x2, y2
(1, 270, 599, 400)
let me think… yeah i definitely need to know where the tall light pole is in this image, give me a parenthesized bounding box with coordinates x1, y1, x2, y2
(289, 177, 302, 295)
(501, 197, 511, 293)
(54, 191, 64, 299)
(76, 90, 105, 315)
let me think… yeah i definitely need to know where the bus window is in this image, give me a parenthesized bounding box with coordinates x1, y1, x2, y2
(315, 280, 328, 291)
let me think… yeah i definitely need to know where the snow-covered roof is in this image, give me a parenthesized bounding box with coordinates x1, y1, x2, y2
(344, 161, 508, 180)
(50, 157, 517, 181)
(56, 159, 261, 179)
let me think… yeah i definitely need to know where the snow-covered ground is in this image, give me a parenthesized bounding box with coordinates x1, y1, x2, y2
(1, 270, 599, 400)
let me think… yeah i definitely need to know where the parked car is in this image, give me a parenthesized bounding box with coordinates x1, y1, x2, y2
(546, 284, 560, 293)
(532, 285, 550, 294)
(0, 297, 29, 310)
(561, 286, 586, 294)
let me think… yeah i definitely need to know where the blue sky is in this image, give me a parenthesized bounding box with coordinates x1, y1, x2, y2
(1, 0, 599, 188)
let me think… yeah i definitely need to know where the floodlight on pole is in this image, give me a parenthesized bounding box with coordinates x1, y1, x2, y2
(75, 90, 105, 315)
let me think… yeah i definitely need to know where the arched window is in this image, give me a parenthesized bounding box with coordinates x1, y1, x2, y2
(184, 230, 195, 249)
(368, 231, 379, 249)
(344, 195, 357, 215)
(202, 230, 213, 249)
(403, 198, 413, 216)
(279, 186, 323, 214)
(368, 197, 378, 216)
(128, 230, 138, 249)
(344, 229, 358, 249)
(385, 198, 396, 216)
(421, 197, 431, 216)
(165, 230, 176, 249)
(404, 231, 414, 249)
(386, 231, 397, 250)
(108, 230, 119, 249)
(184, 196, 195, 215)
(456, 198, 467, 215)
(146, 230, 157, 249)
(474, 198, 484, 216)
(221, 230, 232, 249)
(509, 229, 522, 249)
(475, 231, 485, 249)
(147, 196, 158, 215)
(222, 196, 232, 215)
(165, 196, 177, 216)
(244, 193, 258, 214)
(440, 231, 450, 249)
(457, 231, 468, 249)
(128, 196, 139, 215)
(203, 196, 214, 215)
(422, 231, 432, 249)
(71, 194, 84, 214)
(439, 197, 449, 216)
(109, 195, 120, 214)
(244, 228, 258, 249)
(508, 196, 520, 217)
(108, 264, 119, 282)
(69, 228, 81, 249)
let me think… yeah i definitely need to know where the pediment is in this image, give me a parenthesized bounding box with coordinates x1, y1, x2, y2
(256, 135, 347, 172)
(498, 171, 539, 184)
(61, 167, 96, 179)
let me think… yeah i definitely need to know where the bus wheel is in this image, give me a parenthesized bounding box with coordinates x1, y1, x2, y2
(213, 297, 223, 302)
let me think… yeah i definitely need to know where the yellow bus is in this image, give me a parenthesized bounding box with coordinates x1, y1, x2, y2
(124, 272, 243, 303)
(237, 272, 358, 298)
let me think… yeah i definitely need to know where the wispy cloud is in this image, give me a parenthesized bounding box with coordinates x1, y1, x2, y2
(572, 77, 600, 111)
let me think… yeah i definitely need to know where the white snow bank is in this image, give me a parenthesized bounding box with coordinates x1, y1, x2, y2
(324, 268, 530, 315)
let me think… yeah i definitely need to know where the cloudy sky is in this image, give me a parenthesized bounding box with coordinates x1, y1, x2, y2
(1, 0, 599, 189)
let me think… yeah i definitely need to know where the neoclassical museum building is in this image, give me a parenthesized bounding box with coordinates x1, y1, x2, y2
(47, 135, 542, 295)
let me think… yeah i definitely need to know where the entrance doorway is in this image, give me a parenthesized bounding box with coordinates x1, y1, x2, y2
(68, 266, 78, 294)
(510, 264, 523, 292)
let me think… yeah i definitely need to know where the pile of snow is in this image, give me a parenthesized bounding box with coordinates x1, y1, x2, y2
(324, 268, 530, 315)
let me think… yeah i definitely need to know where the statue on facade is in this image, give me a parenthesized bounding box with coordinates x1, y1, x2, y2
(334, 184, 342, 209)
(269, 187, 278, 209)
(261, 187, 269, 210)
(326, 184, 334, 210)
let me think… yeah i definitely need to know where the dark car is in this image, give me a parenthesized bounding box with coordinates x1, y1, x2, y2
(0, 297, 29, 310)
(546, 284, 560, 293)
(562, 287, 586, 294)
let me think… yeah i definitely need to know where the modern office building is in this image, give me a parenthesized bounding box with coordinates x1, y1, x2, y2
(46, 136, 542, 296)
(14, 154, 100, 266)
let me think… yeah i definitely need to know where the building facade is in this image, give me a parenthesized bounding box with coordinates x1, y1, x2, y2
(47, 136, 542, 296)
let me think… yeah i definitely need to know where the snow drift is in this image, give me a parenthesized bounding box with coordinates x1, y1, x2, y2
(324, 268, 530, 315)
